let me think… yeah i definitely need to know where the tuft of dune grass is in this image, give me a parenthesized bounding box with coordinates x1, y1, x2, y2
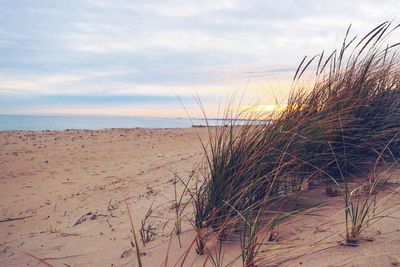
(196, 21, 400, 234)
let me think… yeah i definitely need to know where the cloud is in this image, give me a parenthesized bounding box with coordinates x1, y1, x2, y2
(0, 0, 399, 116)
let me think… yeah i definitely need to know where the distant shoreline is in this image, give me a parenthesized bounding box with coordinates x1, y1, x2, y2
(0, 114, 267, 131)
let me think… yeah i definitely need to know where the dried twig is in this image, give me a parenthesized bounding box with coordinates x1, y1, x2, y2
(0, 215, 33, 223)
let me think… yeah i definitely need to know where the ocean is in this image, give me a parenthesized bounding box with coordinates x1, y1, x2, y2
(0, 114, 222, 131)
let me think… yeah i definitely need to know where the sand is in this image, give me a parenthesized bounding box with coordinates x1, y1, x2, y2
(1, 128, 400, 267)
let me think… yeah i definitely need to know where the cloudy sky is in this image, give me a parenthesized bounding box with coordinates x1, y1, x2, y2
(0, 0, 399, 117)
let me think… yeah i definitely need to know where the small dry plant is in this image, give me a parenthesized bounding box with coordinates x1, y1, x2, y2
(342, 161, 399, 245)
(139, 203, 157, 245)
(170, 169, 195, 237)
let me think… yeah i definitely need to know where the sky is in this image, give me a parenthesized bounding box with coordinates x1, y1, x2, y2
(0, 0, 399, 117)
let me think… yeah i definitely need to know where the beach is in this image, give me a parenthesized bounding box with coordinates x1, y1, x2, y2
(1, 128, 400, 266)
(2, 0, 400, 266)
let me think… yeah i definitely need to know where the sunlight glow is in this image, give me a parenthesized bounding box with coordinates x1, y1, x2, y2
(245, 104, 288, 114)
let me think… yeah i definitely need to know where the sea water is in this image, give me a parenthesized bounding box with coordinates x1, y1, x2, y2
(0, 114, 222, 131)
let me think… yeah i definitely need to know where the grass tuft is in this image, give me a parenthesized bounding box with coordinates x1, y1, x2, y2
(190, 21, 400, 263)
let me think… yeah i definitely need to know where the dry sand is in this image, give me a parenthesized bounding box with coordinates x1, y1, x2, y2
(1, 128, 400, 267)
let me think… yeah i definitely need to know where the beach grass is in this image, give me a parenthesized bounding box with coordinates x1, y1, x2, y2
(188, 21, 400, 261)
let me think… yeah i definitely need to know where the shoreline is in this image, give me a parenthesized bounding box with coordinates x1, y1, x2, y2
(0, 114, 270, 132)
(0, 124, 213, 133)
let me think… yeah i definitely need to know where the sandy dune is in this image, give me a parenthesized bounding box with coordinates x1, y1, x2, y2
(1, 128, 400, 266)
